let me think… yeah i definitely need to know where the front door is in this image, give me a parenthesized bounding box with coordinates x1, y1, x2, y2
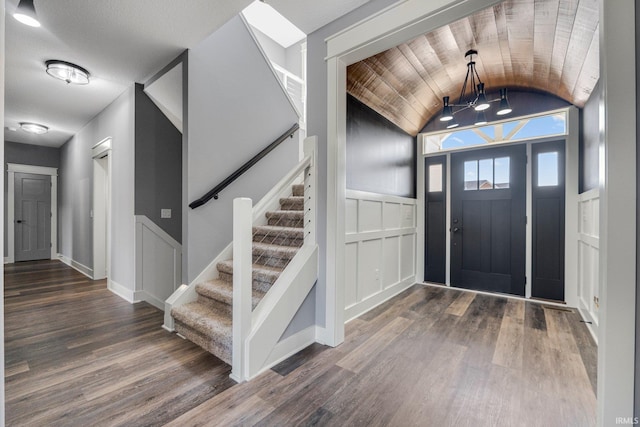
(450, 145, 526, 296)
(15, 172, 51, 262)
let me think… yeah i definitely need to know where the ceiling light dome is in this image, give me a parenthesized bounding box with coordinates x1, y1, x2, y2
(20, 122, 49, 135)
(45, 60, 90, 85)
(13, 0, 40, 27)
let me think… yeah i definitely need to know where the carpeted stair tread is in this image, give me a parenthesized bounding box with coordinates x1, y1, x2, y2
(279, 196, 304, 210)
(216, 260, 282, 291)
(265, 210, 304, 227)
(196, 279, 265, 308)
(252, 225, 304, 247)
(292, 184, 304, 197)
(171, 301, 232, 363)
(253, 241, 299, 257)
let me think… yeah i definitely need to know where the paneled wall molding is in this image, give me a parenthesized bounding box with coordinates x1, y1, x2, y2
(344, 189, 417, 321)
(135, 215, 182, 311)
(577, 189, 599, 342)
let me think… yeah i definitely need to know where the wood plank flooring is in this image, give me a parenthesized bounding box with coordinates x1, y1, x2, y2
(5, 260, 597, 426)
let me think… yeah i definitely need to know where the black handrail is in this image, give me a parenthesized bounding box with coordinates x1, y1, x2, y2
(189, 123, 300, 209)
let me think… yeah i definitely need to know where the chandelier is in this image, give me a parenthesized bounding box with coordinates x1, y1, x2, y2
(439, 49, 512, 129)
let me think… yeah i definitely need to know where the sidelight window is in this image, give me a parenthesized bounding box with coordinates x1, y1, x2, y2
(428, 164, 443, 192)
(537, 151, 559, 187)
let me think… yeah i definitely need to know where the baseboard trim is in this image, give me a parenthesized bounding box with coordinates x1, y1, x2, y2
(108, 279, 137, 304)
(57, 254, 94, 279)
(136, 290, 165, 311)
(345, 277, 416, 322)
(247, 325, 317, 381)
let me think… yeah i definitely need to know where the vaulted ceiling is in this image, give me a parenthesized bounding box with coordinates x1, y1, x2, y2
(347, 0, 599, 136)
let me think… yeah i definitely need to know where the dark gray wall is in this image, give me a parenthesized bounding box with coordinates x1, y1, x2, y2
(421, 89, 571, 133)
(135, 84, 182, 242)
(347, 94, 416, 198)
(580, 80, 601, 193)
(4, 141, 60, 255)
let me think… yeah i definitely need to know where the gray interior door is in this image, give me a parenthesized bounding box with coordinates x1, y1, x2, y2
(15, 172, 51, 262)
(450, 145, 526, 296)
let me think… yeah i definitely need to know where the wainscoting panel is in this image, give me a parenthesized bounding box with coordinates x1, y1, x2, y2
(577, 189, 599, 340)
(135, 215, 182, 311)
(345, 190, 417, 321)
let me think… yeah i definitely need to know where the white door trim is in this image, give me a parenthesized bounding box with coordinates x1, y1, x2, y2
(324, 0, 502, 347)
(6, 163, 58, 264)
(92, 137, 112, 281)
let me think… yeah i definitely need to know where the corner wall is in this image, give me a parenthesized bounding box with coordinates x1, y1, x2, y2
(306, 0, 402, 329)
(59, 87, 135, 290)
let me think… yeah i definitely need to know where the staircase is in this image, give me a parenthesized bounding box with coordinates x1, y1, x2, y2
(170, 184, 305, 365)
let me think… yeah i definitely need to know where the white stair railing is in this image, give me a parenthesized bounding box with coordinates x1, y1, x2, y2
(231, 136, 317, 382)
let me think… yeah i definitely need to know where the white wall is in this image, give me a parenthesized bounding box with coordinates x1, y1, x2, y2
(577, 189, 599, 339)
(59, 87, 135, 294)
(187, 16, 299, 282)
(344, 190, 417, 320)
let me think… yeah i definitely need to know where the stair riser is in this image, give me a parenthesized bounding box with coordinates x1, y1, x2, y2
(197, 294, 232, 317)
(267, 218, 304, 228)
(253, 234, 303, 247)
(292, 185, 304, 197)
(279, 200, 304, 211)
(217, 271, 274, 293)
(174, 321, 231, 365)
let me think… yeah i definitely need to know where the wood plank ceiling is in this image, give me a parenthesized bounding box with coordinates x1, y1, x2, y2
(346, 0, 599, 136)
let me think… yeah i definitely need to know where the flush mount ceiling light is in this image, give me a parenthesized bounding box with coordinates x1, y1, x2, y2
(45, 60, 90, 85)
(13, 0, 41, 27)
(439, 49, 512, 127)
(20, 122, 49, 135)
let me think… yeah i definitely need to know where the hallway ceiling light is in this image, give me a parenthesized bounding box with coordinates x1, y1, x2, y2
(439, 50, 512, 126)
(13, 0, 40, 27)
(45, 60, 90, 85)
(19, 122, 49, 135)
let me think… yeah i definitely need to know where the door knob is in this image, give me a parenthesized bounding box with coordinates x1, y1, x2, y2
(16, 220, 23, 224)
(452, 226, 462, 233)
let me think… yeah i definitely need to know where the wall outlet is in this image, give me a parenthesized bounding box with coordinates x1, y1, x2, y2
(161, 209, 172, 219)
(593, 296, 599, 309)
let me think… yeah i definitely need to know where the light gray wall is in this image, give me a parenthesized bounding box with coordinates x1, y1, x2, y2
(285, 41, 305, 79)
(4, 141, 60, 254)
(250, 26, 286, 69)
(307, 0, 400, 327)
(187, 16, 298, 281)
(59, 87, 135, 288)
(580, 80, 601, 193)
(134, 84, 182, 242)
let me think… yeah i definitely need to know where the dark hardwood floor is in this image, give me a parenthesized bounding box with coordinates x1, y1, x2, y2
(5, 260, 597, 426)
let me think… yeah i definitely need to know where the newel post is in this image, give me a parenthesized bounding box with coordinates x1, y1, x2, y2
(303, 136, 317, 246)
(231, 197, 252, 382)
